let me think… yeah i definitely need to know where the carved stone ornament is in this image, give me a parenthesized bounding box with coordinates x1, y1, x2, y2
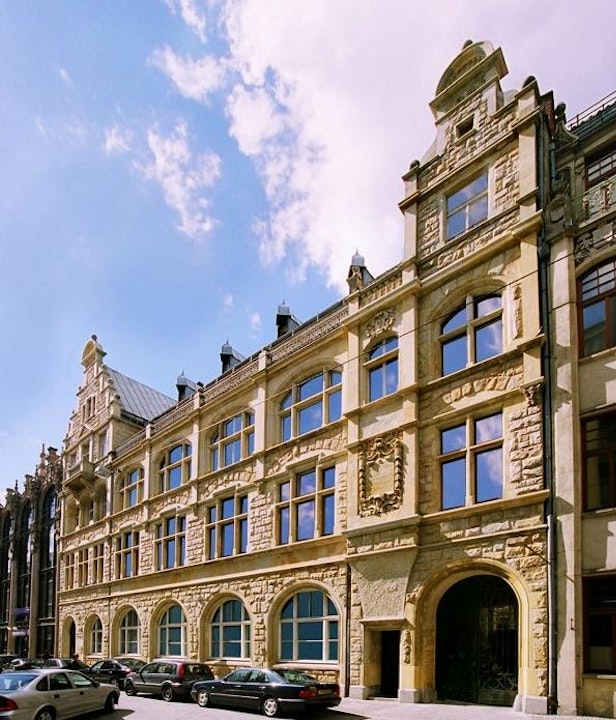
(403, 628, 412, 665)
(365, 308, 395, 340)
(522, 383, 542, 407)
(574, 223, 616, 265)
(513, 284, 522, 339)
(358, 431, 403, 516)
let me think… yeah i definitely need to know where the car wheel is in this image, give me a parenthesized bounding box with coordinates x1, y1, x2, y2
(197, 689, 210, 707)
(104, 692, 117, 712)
(161, 684, 175, 702)
(124, 680, 138, 696)
(35, 709, 55, 720)
(261, 696, 280, 717)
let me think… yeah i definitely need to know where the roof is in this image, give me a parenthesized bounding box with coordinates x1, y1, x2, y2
(107, 368, 175, 422)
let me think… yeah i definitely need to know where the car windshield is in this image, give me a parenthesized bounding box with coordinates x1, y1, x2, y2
(277, 670, 318, 684)
(0, 673, 38, 691)
(117, 659, 144, 670)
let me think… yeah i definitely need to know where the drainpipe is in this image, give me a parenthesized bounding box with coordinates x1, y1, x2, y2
(537, 101, 558, 714)
(345, 563, 352, 697)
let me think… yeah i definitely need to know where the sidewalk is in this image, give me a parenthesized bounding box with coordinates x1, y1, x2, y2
(329, 697, 609, 720)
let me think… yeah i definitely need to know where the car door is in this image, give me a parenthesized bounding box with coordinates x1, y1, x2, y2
(212, 669, 252, 708)
(92, 660, 114, 685)
(46, 671, 83, 719)
(243, 669, 270, 710)
(67, 670, 102, 714)
(131, 661, 157, 692)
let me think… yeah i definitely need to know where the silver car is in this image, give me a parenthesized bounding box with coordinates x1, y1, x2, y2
(0, 668, 119, 720)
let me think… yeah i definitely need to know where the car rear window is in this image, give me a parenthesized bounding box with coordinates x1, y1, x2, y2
(184, 664, 212, 677)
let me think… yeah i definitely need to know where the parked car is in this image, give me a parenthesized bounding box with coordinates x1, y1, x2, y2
(0, 667, 119, 719)
(41, 658, 87, 670)
(112, 657, 145, 672)
(7, 659, 45, 671)
(190, 667, 341, 717)
(0, 656, 17, 670)
(124, 658, 214, 702)
(86, 659, 136, 689)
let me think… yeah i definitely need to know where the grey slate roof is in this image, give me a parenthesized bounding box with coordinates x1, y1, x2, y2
(107, 368, 175, 422)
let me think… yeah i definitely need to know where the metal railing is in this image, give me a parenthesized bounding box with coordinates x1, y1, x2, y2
(567, 89, 616, 131)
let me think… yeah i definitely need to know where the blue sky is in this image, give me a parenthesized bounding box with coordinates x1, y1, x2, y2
(1, 0, 616, 494)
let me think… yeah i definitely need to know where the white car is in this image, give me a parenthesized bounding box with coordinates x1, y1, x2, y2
(0, 668, 119, 720)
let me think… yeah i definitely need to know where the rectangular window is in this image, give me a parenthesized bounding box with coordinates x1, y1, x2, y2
(206, 495, 249, 559)
(114, 531, 140, 579)
(440, 412, 503, 510)
(446, 172, 488, 239)
(93, 543, 104, 584)
(584, 413, 616, 510)
(154, 516, 186, 570)
(277, 467, 336, 544)
(64, 553, 75, 590)
(585, 575, 616, 673)
(77, 549, 89, 587)
(587, 145, 616, 187)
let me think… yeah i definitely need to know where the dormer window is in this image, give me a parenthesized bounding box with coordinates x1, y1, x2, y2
(447, 172, 488, 239)
(456, 117, 474, 138)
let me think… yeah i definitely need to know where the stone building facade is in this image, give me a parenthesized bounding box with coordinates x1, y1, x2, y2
(0, 448, 61, 658)
(55, 41, 555, 714)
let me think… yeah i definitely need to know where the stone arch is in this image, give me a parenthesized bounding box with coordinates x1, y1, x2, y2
(83, 612, 103, 658)
(61, 615, 77, 658)
(150, 599, 190, 658)
(409, 559, 530, 704)
(110, 604, 142, 658)
(200, 592, 254, 674)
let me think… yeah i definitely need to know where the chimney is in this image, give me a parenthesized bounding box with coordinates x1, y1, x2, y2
(220, 341, 245, 374)
(176, 372, 197, 402)
(276, 301, 301, 338)
(347, 250, 374, 293)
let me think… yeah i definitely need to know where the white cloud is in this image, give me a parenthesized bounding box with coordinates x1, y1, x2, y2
(57, 66, 74, 87)
(150, 46, 224, 103)
(103, 125, 132, 155)
(162, 0, 207, 42)
(226, 85, 285, 156)
(136, 120, 221, 240)
(249, 311, 262, 336)
(222, 292, 234, 311)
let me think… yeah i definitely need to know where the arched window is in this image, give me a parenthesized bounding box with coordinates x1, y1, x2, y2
(120, 468, 143, 509)
(158, 605, 186, 657)
(119, 609, 140, 656)
(158, 444, 191, 493)
(440, 294, 502, 375)
(580, 259, 616, 356)
(90, 616, 103, 655)
(280, 590, 338, 662)
(210, 599, 250, 659)
(210, 411, 255, 471)
(280, 369, 342, 442)
(366, 337, 398, 401)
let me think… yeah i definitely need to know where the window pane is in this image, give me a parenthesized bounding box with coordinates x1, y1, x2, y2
(323, 494, 335, 535)
(369, 366, 383, 401)
(583, 301, 606, 355)
(385, 358, 398, 394)
(298, 401, 323, 434)
(168, 466, 181, 489)
(586, 455, 610, 510)
(322, 467, 336, 489)
(298, 471, 316, 496)
(223, 439, 241, 466)
(221, 524, 234, 556)
(328, 389, 342, 422)
(475, 295, 501, 317)
(298, 374, 323, 401)
(221, 498, 234, 519)
(329, 370, 342, 386)
(279, 507, 289, 544)
(296, 500, 315, 541)
(475, 318, 502, 361)
(588, 614, 613, 671)
(442, 458, 465, 509)
(441, 424, 466, 453)
(281, 414, 291, 441)
(476, 447, 503, 502)
(169, 446, 183, 464)
(468, 194, 488, 227)
(442, 334, 467, 375)
(442, 307, 467, 334)
(279, 482, 290, 502)
(475, 413, 502, 443)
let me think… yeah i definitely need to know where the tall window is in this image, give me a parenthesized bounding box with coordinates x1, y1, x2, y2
(65, 553, 75, 590)
(585, 575, 616, 673)
(446, 172, 488, 238)
(158, 443, 191, 493)
(38, 491, 56, 621)
(280, 590, 338, 662)
(206, 495, 248, 559)
(0, 514, 11, 625)
(154, 515, 186, 570)
(210, 599, 251, 659)
(441, 295, 502, 375)
(120, 468, 143, 509)
(280, 370, 342, 442)
(277, 467, 335, 544)
(77, 549, 89, 587)
(210, 412, 255, 471)
(90, 617, 103, 655)
(114, 531, 140, 578)
(15, 503, 32, 611)
(93, 543, 104, 584)
(119, 609, 140, 656)
(587, 145, 616, 188)
(440, 412, 503, 510)
(583, 412, 616, 510)
(158, 605, 186, 657)
(579, 259, 616, 356)
(366, 337, 398, 402)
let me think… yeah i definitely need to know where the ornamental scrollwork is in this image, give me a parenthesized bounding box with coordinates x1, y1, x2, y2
(365, 308, 396, 341)
(358, 431, 403, 516)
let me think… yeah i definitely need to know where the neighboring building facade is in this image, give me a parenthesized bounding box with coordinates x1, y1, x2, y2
(0, 448, 61, 658)
(56, 41, 558, 714)
(546, 93, 616, 716)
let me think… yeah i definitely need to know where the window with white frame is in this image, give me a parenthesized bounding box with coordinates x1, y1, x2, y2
(440, 294, 503, 375)
(158, 443, 191, 493)
(93, 543, 104, 584)
(120, 468, 143, 510)
(440, 412, 503, 510)
(210, 412, 255, 471)
(158, 604, 186, 657)
(114, 531, 139, 579)
(77, 549, 88, 587)
(277, 467, 335, 544)
(280, 370, 342, 442)
(119, 608, 140, 656)
(206, 495, 248, 559)
(64, 553, 75, 590)
(446, 172, 488, 238)
(210, 598, 251, 659)
(279, 590, 339, 662)
(366, 337, 398, 402)
(90, 616, 103, 655)
(154, 515, 186, 570)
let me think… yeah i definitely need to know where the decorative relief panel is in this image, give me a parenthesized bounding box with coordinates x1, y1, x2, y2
(365, 308, 396, 340)
(358, 431, 403, 516)
(574, 222, 616, 265)
(264, 427, 347, 480)
(441, 367, 520, 405)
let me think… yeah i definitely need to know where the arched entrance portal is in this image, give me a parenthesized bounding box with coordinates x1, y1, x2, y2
(435, 575, 518, 706)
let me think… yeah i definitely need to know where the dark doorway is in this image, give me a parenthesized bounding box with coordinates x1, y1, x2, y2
(68, 620, 76, 658)
(379, 630, 400, 697)
(435, 575, 518, 706)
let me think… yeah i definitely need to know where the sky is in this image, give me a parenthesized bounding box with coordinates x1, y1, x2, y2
(1, 0, 615, 495)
